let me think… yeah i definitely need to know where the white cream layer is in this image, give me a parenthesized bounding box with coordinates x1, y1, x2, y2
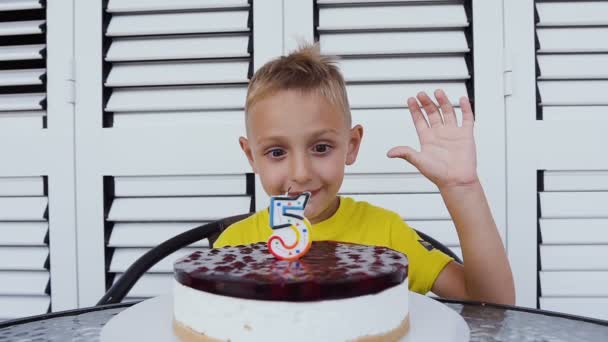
(173, 278, 409, 341)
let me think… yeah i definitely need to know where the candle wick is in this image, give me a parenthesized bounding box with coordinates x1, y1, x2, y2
(285, 186, 291, 196)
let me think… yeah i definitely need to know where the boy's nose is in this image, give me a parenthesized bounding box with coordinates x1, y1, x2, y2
(289, 153, 313, 184)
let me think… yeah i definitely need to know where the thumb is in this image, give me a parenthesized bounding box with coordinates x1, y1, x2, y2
(387, 146, 422, 167)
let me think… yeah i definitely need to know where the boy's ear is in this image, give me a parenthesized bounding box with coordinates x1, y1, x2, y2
(239, 136, 258, 173)
(346, 124, 363, 165)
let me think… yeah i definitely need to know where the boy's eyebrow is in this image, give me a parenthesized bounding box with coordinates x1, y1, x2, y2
(256, 129, 340, 145)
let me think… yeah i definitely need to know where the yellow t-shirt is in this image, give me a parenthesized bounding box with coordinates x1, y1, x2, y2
(214, 196, 452, 294)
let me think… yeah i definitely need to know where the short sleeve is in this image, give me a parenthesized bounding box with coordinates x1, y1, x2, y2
(389, 216, 453, 294)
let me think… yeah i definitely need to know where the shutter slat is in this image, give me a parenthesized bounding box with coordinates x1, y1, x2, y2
(108, 196, 251, 221)
(318, 0, 452, 4)
(347, 83, 466, 109)
(0, 20, 45, 36)
(318, 5, 467, 30)
(408, 220, 459, 246)
(109, 223, 210, 248)
(540, 297, 608, 321)
(349, 194, 449, 220)
(538, 55, 608, 80)
(105, 85, 247, 112)
(0, 177, 44, 196)
(544, 170, 608, 191)
(540, 245, 608, 271)
(114, 175, 247, 196)
(112, 109, 243, 127)
(0, 112, 45, 129)
(536, 2, 608, 27)
(105, 60, 249, 87)
(0, 0, 43, 11)
(0, 45, 45, 61)
(0, 222, 48, 246)
(106, 35, 249, 62)
(114, 273, 174, 298)
(107, 0, 249, 13)
(540, 192, 608, 218)
(0, 69, 44, 87)
(106, 10, 249, 37)
(540, 271, 608, 296)
(541, 219, 608, 245)
(0, 247, 48, 270)
(321, 31, 469, 55)
(0, 296, 49, 319)
(539, 81, 608, 106)
(543, 106, 608, 121)
(0, 197, 47, 221)
(340, 57, 469, 82)
(537, 28, 608, 53)
(110, 248, 199, 273)
(0, 271, 49, 295)
(0, 93, 45, 112)
(341, 173, 437, 193)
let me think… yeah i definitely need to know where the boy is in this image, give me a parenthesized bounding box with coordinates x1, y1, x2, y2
(215, 44, 515, 305)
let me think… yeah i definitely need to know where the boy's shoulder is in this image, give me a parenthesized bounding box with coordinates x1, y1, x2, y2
(213, 209, 268, 247)
(340, 196, 404, 225)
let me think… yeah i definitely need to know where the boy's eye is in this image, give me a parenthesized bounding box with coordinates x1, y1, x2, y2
(313, 144, 331, 153)
(265, 148, 285, 158)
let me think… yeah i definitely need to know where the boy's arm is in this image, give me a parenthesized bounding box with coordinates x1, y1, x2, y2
(387, 90, 515, 305)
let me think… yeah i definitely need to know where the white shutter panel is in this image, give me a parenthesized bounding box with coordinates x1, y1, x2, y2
(105, 175, 253, 301)
(104, 0, 251, 127)
(536, 1, 608, 120)
(0, 177, 50, 320)
(538, 171, 608, 320)
(317, 0, 471, 253)
(530, 1, 608, 320)
(75, 0, 255, 306)
(506, 0, 608, 309)
(0, 1, 45, 129)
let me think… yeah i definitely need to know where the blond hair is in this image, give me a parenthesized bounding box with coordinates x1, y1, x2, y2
(245, 43, 351, 127)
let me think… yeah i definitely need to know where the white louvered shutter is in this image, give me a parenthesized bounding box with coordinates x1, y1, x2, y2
(75, 0, 256, 306)
(104, 0, 251, 127)
(533, 1, 608, 320)
(106, 175, 252, 301)
(317, 0, 471, 258)
(0, 1, 46, 128)
(0, 177, 50, 320)
(506, 0, 608, 315)
(0, 0, 79, 316)
(539, 171, 608, 320)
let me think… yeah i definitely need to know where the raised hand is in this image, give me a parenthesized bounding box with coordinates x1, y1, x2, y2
(387, 89, 479, 190)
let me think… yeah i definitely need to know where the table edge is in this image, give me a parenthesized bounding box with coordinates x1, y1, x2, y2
(1, 297, 607, 329)
(437, 298, 608, 326)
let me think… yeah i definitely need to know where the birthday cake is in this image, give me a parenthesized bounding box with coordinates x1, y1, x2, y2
(172, 241, 410, 341)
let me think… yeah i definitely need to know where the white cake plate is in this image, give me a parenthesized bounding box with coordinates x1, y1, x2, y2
(101, 292, 470, 341)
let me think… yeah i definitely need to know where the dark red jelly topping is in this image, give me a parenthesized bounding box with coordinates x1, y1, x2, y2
(174, 241, 408, 302)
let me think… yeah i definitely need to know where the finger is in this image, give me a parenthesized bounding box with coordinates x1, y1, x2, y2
(435, 89, 457, 126)
(407, 97, 429, 136)
(386, 146, 423, 169)
(417, 92, 443, 127)
(460, 96, 475, 129)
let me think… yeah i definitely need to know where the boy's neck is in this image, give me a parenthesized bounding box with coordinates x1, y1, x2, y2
(309, 196, 341, 224)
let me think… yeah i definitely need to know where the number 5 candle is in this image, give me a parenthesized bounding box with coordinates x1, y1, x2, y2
(268, 192, 312, 261)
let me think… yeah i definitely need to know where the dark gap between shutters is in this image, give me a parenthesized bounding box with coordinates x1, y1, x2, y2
(536, 170, 545, 309)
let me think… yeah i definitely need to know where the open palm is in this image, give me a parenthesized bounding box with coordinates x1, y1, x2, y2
(387, 90, 479, 190)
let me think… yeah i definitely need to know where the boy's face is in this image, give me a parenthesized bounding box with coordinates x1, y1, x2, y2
(240, 90, 363, 224)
